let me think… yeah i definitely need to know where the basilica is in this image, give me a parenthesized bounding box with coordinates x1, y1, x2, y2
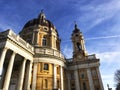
(0, 11, 104, 90)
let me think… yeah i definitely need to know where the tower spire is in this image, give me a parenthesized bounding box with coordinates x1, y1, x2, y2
(74, 21, 77, 29)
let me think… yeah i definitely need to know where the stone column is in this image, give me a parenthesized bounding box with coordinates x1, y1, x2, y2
(24, 61, 32, 90)
(96, 67, 104, 90)
(0, 47, 8, 70)
(3, 52, 16, 90)
(16, 59, 26, 90)
(53, 64, 57, 89)
(67, 72, 71, 90)
(60, 66, 64, 90)
(87, 68, 94, 90)
(0, 66, 6, 89)
(32, 63, 38, 90)
(74, 70, 80, 90)
(0, 48, 8, 89)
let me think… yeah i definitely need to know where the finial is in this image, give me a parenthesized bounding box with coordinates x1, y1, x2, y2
(74, 21, 77, 29)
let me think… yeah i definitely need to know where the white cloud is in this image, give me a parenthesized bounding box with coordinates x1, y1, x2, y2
(96, 51, 120, 90)
(96, 52, 120, 63)
(77, 0, 120, 30)
(85, 35, 120, 40)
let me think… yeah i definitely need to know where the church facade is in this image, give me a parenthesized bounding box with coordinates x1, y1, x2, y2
(0, 11, 104, 90)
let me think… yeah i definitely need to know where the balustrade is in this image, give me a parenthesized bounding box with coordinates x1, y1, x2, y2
(35, 48, 64, 59)
(0, 29, 34, 52)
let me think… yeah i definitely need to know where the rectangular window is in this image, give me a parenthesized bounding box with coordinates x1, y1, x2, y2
(44, 63, 49, 70)
(80, 71, 86, 79)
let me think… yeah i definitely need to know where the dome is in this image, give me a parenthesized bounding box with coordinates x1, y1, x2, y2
(22, 12, 55, 29)
(19, 10, 60, 51)
(19, 10, 59, 37)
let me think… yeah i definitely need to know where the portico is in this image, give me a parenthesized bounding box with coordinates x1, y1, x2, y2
(0, 30, 34, 90)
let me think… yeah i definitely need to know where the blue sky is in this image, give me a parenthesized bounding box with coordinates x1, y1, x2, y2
(0, 0, 120, 89)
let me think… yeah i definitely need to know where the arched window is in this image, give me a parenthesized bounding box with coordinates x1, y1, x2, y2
(42, 37, 47, 46)
(76, 42, 81, 50)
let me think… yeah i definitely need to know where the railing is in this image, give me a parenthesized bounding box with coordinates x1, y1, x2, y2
(0, 29, 34, 53)
(35, 47, 65, 59)
(67, 54, 97, 63)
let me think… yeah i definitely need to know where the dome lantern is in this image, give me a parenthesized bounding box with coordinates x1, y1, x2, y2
(38, 9, 46, 23)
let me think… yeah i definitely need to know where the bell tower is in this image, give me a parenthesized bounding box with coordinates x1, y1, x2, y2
(71, 24, 87, 60)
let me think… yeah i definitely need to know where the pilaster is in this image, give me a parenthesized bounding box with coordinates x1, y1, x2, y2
(53, 64, 57, 89)
(87, 68, 95, 90)
(96, 67, 104, 90)
(32, 63, 38, 90)
(60, 66, 64, 90)
(67, 72, 71, 90)
(74, 70, 80, 90)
